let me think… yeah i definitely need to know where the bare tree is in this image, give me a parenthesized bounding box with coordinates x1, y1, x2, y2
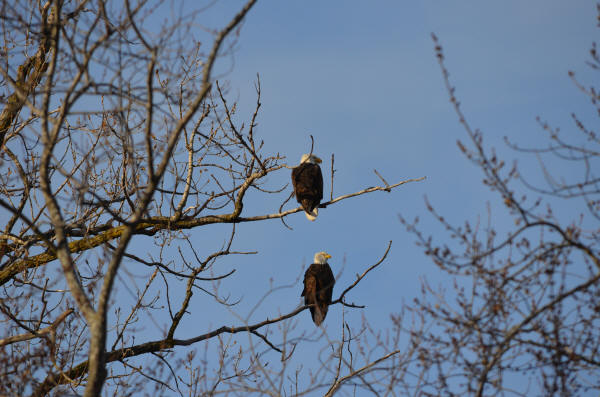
(0, 1, 423, 396)
(395, 25, 600, 397)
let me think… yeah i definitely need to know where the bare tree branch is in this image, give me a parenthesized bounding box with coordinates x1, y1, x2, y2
(0, 308, 74, 347)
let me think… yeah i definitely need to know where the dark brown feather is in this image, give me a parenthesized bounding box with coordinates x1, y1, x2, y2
(291, 163, 323, 215)
(301, 262, 335, 326)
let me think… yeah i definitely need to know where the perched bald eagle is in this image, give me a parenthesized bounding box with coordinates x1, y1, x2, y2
(291, 153, 323, 221)
(302, 251, 335, 326)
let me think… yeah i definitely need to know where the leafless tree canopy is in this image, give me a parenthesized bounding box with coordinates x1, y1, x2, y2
(2, 0, 599, 396)
(396, 34, 600, 396)
(0, 1, 424, 396)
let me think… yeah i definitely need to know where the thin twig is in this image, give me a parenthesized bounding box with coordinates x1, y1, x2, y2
(324, 349, 402, 397)
(374, 169, 391, 192)
(0, 308, 74, 347)
(330, 153, 335, 201)
(333, 241, 392, 307)
(278, 191, 295, 230)
(250, 330, 282, 353)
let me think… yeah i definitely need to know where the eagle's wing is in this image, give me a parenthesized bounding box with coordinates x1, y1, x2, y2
(291, 166, 302, 196)
(323, 264, 335, 304)
(303, 265, 326, 325)
(292, 164, 323, 201)
(314, 265, 334, 324)
(315, 165, 323, 201)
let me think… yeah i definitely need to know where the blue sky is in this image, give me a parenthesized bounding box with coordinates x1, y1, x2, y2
(118, 0, 597, 392)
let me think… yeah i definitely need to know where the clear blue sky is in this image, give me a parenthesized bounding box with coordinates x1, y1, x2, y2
(125, 0, 596, 392)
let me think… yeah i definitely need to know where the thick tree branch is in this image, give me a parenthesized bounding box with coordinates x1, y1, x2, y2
(0, 2, 53, 148)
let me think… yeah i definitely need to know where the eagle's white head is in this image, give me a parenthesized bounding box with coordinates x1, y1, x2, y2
(314, 251, 332, 264)
(300, 153, 322, 165)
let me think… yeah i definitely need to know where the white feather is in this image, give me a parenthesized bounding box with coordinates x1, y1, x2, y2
(305, 207, 318, 221)
(300, 153, 322, 165)
(313, 250, 331, 264)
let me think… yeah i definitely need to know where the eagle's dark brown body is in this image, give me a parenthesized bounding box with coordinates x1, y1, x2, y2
(301, 262, 334, 326)
(291, 162, 323, 217)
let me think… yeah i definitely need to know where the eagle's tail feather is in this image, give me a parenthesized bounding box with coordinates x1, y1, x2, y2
(312, 307, 325, 326)
(305, 207, 318, 221)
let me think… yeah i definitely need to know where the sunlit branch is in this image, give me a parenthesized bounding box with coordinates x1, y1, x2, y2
(0, 175, 422, 287)
(0, 308, 74, 347)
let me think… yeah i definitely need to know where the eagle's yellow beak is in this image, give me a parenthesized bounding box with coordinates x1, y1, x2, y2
(324, 253, 332, 259)
(314, 156, 322, 164)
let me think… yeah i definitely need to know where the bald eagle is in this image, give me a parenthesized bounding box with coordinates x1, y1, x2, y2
(291, 153, 323, 221)
(302, 251, 334, 326)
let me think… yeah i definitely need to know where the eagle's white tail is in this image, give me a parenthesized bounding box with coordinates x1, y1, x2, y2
(305, 207, 318, 221)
